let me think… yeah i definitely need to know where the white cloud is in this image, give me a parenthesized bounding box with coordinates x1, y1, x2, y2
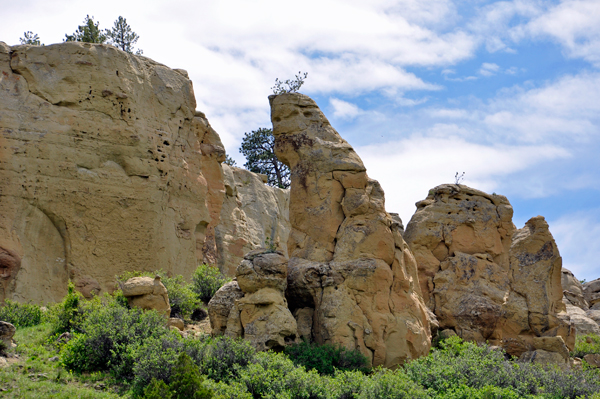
(550, 209, 600, 281)
(330, 98, 362, 120)
(357, 136, 569, 223)
(479, 62, 501, 76)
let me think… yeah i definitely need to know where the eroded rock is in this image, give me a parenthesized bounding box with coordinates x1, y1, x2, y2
(215, 164, 290, 276)
(269, 93, 431, 367)
(0, 41, 225, 303)
(122, 276, 170, 317)
(404, 185, 574, 357)
(210, 249, 298, 351)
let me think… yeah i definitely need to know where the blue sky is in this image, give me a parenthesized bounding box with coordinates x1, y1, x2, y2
(1, 0, 599, 280)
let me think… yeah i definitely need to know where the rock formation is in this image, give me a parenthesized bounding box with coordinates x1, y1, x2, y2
(584, 278, 600, 310)
(561, 269, 600, 335)
(215, 164, 290, 276)
(0, 41, 226, 303)
(269, 93, 431, 367)
(404, 184, 574, 357)
(0, 321, 15, 348)
(121, 276, 171, 317)
(209, 249, 298, 351)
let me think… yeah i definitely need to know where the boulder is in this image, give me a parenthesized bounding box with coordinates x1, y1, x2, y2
(208, 281, 244, 336)
(215, 164, 290, 276)
(519, 349, 568, 369)
(587, 309, 600, 325)
(565, 304, 600, 335)
(0, 321, 16, 347)
(269, 93, 431, 367)
(169, 318, 185, 331)
(583, 278, 600, 308)
(0, 41, 225, 303)
(562, 268, 588, 309)
(404, 185, 574, 357)
(122, 276, 170, 317)
(210, 249, 298, 351)
(583, 353, 600, 368)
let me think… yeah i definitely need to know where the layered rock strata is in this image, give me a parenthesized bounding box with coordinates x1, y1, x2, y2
(208, 249, 298, 351)
(215, 164, 290, 276)
(404, 184, 574, 357)
(0, 42, 225, 303)
(269, 93, 431, 367)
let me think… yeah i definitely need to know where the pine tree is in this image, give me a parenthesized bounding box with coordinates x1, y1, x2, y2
(65, 15, 107, 43)
(239, 128, 290, 188)
(106, 16, 142, 54)
(19, 31, 43, 46)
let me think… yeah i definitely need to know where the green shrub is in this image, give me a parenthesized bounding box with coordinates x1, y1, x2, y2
(169, 352, 213, 399)
(199, 336, 255, 382)
(117, 270, 200, 320)
(404, 335, 600, 398)
(131, 333, 184, 396)
(0, 299, 43, 327)
(572, 333, 600, 358)
(59, 295, 169, 380)
(284, 340, 370, 375)
(144, 378, 172, 399)
(48, 281, 85, 335)
(355, 368, 430, 399)
(237, 351, 325, 399)
(192, 264, 230, 303)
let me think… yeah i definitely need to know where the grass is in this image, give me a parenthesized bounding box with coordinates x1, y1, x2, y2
(0, 323, 123, 398)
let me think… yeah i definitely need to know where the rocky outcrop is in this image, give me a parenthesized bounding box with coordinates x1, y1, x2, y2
(214, 164, 290, 276)
(0, 42, 225, 303)
(209, 249, 298, 351)
(562, 269, 588, 310)
(121, 276, 171, 317)
(269, 93, 431, 367)
(404, 184, 574, 357)
(584, 278, 600, 310)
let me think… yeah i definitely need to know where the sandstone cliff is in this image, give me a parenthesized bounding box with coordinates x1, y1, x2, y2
(404, 184, 575, 356)
(269, 93, 431, 367)
(215, 164, 290, 276)
(0, 41, 226, 303)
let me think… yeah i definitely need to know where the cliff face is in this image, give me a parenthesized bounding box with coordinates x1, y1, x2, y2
(404, 184, 575, 357)
(0, 41, 225, 302)
(215, 164, 290, 276)
(0, 41, 291, 303)
(269, 93, 431, 368)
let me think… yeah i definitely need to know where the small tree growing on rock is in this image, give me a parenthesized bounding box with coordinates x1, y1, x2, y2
(65, 15, 107, 43)
(239, 127, 290, 188)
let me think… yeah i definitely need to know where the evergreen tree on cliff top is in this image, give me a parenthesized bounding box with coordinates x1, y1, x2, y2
(106, 16, 143, 55)
(65, 15, 107, 43)
(240, 128, 290, 189)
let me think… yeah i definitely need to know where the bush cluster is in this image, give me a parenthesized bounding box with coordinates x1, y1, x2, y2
(0, 299, 44, 327)
(572, 333, 600, 358)
(192, 264, 230, 303)
(144, 353, 213, 399)
(284, 339, 369, 375)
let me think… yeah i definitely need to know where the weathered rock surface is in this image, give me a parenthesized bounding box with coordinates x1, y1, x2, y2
(207, 280, 244, 336)
(584, 353, 600, 368)
(122, 276, 170, 317)
(562, 269, 588, 310)
(404, 184, 574, 357)
(583, 278, 600, 309)
(215, 164, 290, 276)
(210, 249, 298, 351)
(0, 321, 16, 347)
(0, 42, 226, 303)
(269, 93, 431, 367)
(565, 304, 600, 335)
